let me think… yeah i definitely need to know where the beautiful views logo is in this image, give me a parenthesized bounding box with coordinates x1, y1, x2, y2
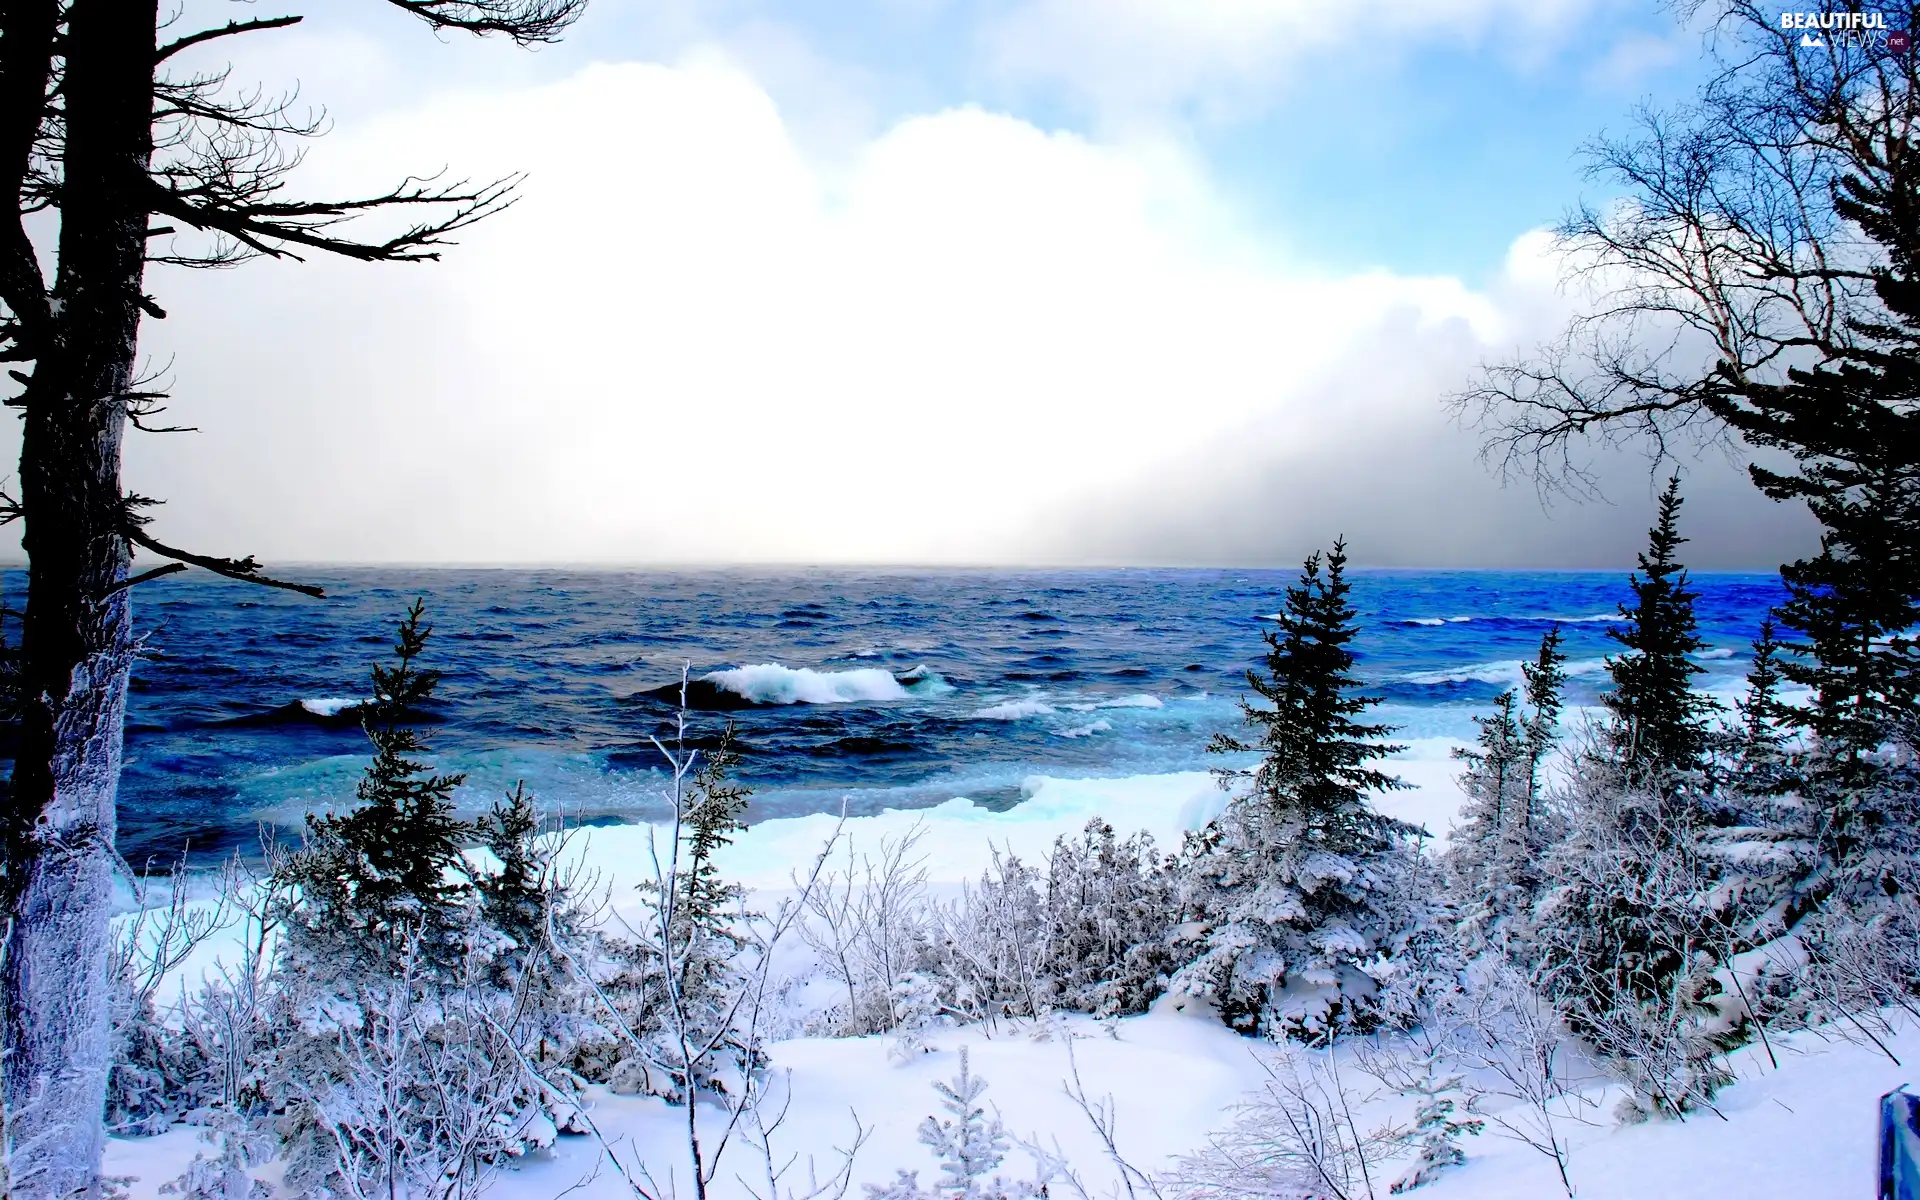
(1779, 10, 1907, 50)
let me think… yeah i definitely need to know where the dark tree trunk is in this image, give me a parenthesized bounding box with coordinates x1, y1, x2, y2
(1, 3, 159, 1195)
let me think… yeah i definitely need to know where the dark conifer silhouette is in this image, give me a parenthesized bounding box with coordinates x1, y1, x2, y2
(1603, 477, 1717, 786)
(477, 781, 558, 964)
(1209, 537, 1409, 854)
(288, 600, 471, 966)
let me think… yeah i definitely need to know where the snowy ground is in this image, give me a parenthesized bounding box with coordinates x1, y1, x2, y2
(111, 749, 1914, 1199)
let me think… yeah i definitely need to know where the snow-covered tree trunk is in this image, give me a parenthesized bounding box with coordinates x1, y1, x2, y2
(1, 4, 157, 1195)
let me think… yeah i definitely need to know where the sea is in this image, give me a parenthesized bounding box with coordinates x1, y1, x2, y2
(13, 568, 1788, 866)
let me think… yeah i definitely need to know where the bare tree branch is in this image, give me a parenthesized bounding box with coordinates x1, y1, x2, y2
(381, 0, 587, 45)
(125, 528, 325, 598)
(154, 16, 305, 65)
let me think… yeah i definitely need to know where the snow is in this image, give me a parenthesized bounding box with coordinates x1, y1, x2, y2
(102, 1001, 1919, 1200)
(570, 770, 1225, 892)
(104, 746, 1905, 1200)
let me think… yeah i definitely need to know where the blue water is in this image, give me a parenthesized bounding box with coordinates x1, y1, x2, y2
(23, 568, 1786, 865)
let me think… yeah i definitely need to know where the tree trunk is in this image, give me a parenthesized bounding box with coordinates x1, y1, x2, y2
(2, 4, 158, 1196)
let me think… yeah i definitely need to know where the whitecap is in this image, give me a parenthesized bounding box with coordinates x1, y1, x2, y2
(300, 697, 368, 717)
(894, 665, 957, 695)
(974, 698, 1058, 720)
(1401, 656, 1612, 688)
(703, 664, 908, 706)
(1054, 720, 1113, 739)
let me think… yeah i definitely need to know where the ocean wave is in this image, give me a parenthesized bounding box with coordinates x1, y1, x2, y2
(703, 664, 908, 706)
(1401, 656, 1612, 688)
(895, 664, 956, 695)
(212, 698, 382, 729)
(1401, 613, 1616, 627)
(1054, 720, 1113, 739)
(974, 698, 1058, 720)
(1695, 647, 1737, 660)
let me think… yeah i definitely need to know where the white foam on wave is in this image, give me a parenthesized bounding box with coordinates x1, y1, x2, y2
(1403, 616, 1475, 626)
(299, 697, 366, 717)
(974, 697, 1058, 720)
(1054, 720, 1113, 739)
(704, 664, 908, 705)
(1695, 647, 1737, 660)
(895, 665, 956, 695)
(1402, 656, 1612, 688)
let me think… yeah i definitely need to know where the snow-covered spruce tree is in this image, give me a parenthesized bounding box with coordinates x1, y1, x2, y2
(476, 781, 563, 975)
(1602, 476, 1718, 800)
(1519, 624, 1569, 839)
(1444, 690, 1530, 942)
(1446, 628, 1568, 946)
(1175, 538, 1422, 1038)
(589, 714, 756, 1106)
(1524, 491, 1742, 1117)
(279, 599, 473, 973)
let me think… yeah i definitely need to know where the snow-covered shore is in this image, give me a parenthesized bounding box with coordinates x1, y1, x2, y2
(110, 753, 1912, 1199)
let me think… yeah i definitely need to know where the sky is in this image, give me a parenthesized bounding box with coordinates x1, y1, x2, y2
(28, 0, 1825, 567)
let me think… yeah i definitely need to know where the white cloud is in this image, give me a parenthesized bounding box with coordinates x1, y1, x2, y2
(979, 0, 1599, 123)
(76, 53, 1797, 568)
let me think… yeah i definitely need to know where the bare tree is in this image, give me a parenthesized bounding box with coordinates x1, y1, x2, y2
(0, 3, 583, 1195)
(1451, 1, 1912, 496)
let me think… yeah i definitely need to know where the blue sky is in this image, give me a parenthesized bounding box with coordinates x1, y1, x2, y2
(527, 0, 1720, 279)
(104, 0, 1806, 567)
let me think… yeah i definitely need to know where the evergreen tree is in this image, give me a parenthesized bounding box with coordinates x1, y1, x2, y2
(1176, 539, 1417, 1037)
(475, 782, 559, 964)
(1208, 538, 1409, 851)
(674, 722, 751, 989)
(284, 600, 471, 968)
(1520, 624, 1569, 824)
(1603, 477, 1717, 790)
(1733, 620, 1791, 786)
(1726, 152, 1920, 766)
(1444, 691, 1528, 935)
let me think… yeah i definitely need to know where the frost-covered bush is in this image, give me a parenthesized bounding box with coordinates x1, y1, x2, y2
(273, 935, 557, 1200)
(1038, 821, 1182, 1017)
(803, 818, 1185, 1037)
(1164, 1039, 1405, 1200)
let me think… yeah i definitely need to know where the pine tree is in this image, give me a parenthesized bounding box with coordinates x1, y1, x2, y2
(680, 725, 749, 942)
(1444, 691, 1528, 935)
(1520, 624, 1569, 828)
(1733, 620, 1790, 786)
(1176, 539, 1417, 1037)
(1603, 477, 1718, 791)
(475, 782, 559, 964)
(1725, 155, 1920, 766)
(1208, 538, 1409, 852)
(285, 600, 471, 968)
